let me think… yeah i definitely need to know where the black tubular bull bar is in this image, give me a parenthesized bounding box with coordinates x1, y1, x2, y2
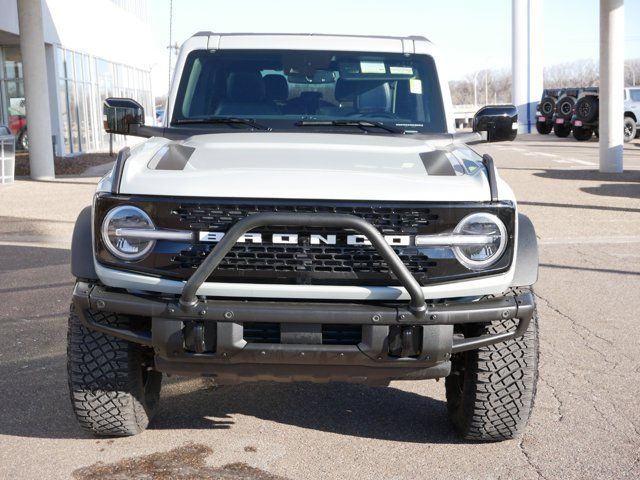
(73, 212, 535, 355)
(179, 213, 427, 315)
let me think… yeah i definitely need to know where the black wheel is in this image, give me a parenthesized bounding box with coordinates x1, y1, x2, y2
(624, 117, 637, 143)
(553, 123, 571, 138)
(575, 96, 599, 123)
(535, 121, 552, 135)
(17, 128, 28, 151)
(67, 303, 161, 436)
(572, 126, 593, 141)
(445, 289, 539, 441)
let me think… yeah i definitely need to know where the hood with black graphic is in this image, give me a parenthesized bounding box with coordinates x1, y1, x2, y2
(113, 132, 512, 202)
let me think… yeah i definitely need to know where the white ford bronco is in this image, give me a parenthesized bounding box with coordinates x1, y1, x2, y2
(68, 33, 539, 441)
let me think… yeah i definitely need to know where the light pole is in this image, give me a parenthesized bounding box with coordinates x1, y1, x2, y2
(485, 69, 489, 105)
(473, 70, 480, 106)
(473, 69, 489, 107)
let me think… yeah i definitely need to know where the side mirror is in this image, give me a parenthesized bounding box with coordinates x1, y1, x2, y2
(103, 98, 144, 135)
(473, 105, 518, 142)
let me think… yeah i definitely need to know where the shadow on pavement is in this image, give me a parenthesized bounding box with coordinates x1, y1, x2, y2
(0, 244, 69, 272)
(580, 183, 640, 200)
(524, 169, 640, 202)
(533, 169, 640, 182)
(152, 380, 460, 444)
(540, 263, 640, 277)
(520, 200, 640, 214)
(0, 350, 460, 444)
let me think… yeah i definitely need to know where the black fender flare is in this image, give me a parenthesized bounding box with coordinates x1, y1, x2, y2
(511, 213, 539, 287)
(71, 206, 98, 280)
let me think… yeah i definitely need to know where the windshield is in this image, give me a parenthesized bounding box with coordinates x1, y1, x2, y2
(172, 49, 446, 133)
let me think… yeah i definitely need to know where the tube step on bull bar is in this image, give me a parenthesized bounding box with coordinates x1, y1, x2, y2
(74, 212, 535, 354)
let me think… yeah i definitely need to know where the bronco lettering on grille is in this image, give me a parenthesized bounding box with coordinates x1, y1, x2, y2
(198, 231, 411, 246)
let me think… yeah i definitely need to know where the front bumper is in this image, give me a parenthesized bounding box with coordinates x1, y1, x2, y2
(75, 212, 534, 384)
(73, 282, 534, 383)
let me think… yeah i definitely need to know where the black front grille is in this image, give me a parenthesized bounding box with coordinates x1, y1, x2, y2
(172, 244, 438, 280)
(175, 204, 439, 234)
(94, 195, 516, 286)
(170, 202, 443, 285)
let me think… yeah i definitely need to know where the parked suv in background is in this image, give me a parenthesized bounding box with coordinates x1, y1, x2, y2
(573, 87, 640, 142)
(624, 87, 640, 141)
(572, 90, 599, 141)
(536, 88, 562, 134)
(553, 87, 590, 138)
(67, 32, 539, 442)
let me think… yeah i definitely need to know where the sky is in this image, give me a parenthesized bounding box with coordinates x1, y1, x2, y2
(148, 0, 640, 97)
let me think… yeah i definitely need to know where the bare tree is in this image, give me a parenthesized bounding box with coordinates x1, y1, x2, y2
(449, 58, 640, 106)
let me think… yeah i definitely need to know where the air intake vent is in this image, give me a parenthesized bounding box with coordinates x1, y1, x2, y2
(243, 322, 280, 343)
(322, 324, 362, 345)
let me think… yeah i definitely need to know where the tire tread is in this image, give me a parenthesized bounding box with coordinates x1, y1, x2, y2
(446, 288, 539, 441)
(67, 305, 159, 436)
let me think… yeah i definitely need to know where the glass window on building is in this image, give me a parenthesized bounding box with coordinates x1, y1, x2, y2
(0, 47, 28, 151)
(55, 46, 153, 155)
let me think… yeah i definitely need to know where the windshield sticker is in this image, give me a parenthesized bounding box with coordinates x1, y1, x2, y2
(360, 61, 386, 74)
(390, 66, 414, 75)
(409, 78, 423, 95)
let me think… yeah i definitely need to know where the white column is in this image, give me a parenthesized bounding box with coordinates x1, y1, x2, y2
(17, 0, 55, 180)
(599, 0, 624, 173)
(512, 0, 544, 134)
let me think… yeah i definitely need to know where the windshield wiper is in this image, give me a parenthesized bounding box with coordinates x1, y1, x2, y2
(173, 117, 270, 131)
(295, 120, 405, 134)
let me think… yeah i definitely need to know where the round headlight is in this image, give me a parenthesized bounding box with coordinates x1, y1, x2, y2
(101, 205, 155, 261)
(452, 213, 507, 270)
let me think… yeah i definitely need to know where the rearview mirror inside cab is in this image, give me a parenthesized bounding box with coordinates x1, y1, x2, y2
(473, 105, 518, 142)
(103, 98, 144, 135)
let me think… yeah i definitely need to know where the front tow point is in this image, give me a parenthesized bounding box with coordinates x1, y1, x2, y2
(388, 325, 423, 358)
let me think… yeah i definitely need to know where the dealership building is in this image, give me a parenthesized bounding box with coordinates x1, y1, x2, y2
(0, 0, 154, 157)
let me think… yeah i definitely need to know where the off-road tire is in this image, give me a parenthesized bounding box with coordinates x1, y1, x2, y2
(535, 121, 552, 135)
(575, 95, 599, 123)
(539, 96, 555, 117)
(572, 126, 593, 141)
(67, 304, 161, 436)
(553, 123, 571, 138)
(445, 289, 539, 441)
(624, 116, 636, 143)
(556, 96, 576, 119)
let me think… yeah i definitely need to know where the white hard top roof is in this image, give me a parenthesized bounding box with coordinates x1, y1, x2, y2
(189, 32, 434, 55)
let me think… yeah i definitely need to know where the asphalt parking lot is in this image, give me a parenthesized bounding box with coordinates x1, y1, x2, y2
(0, 133, 639, 479)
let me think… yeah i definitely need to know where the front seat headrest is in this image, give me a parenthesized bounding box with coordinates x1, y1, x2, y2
(356, 83, 392, 112)
(226, 72, 266, 103)
(263, 74, 289, 102)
